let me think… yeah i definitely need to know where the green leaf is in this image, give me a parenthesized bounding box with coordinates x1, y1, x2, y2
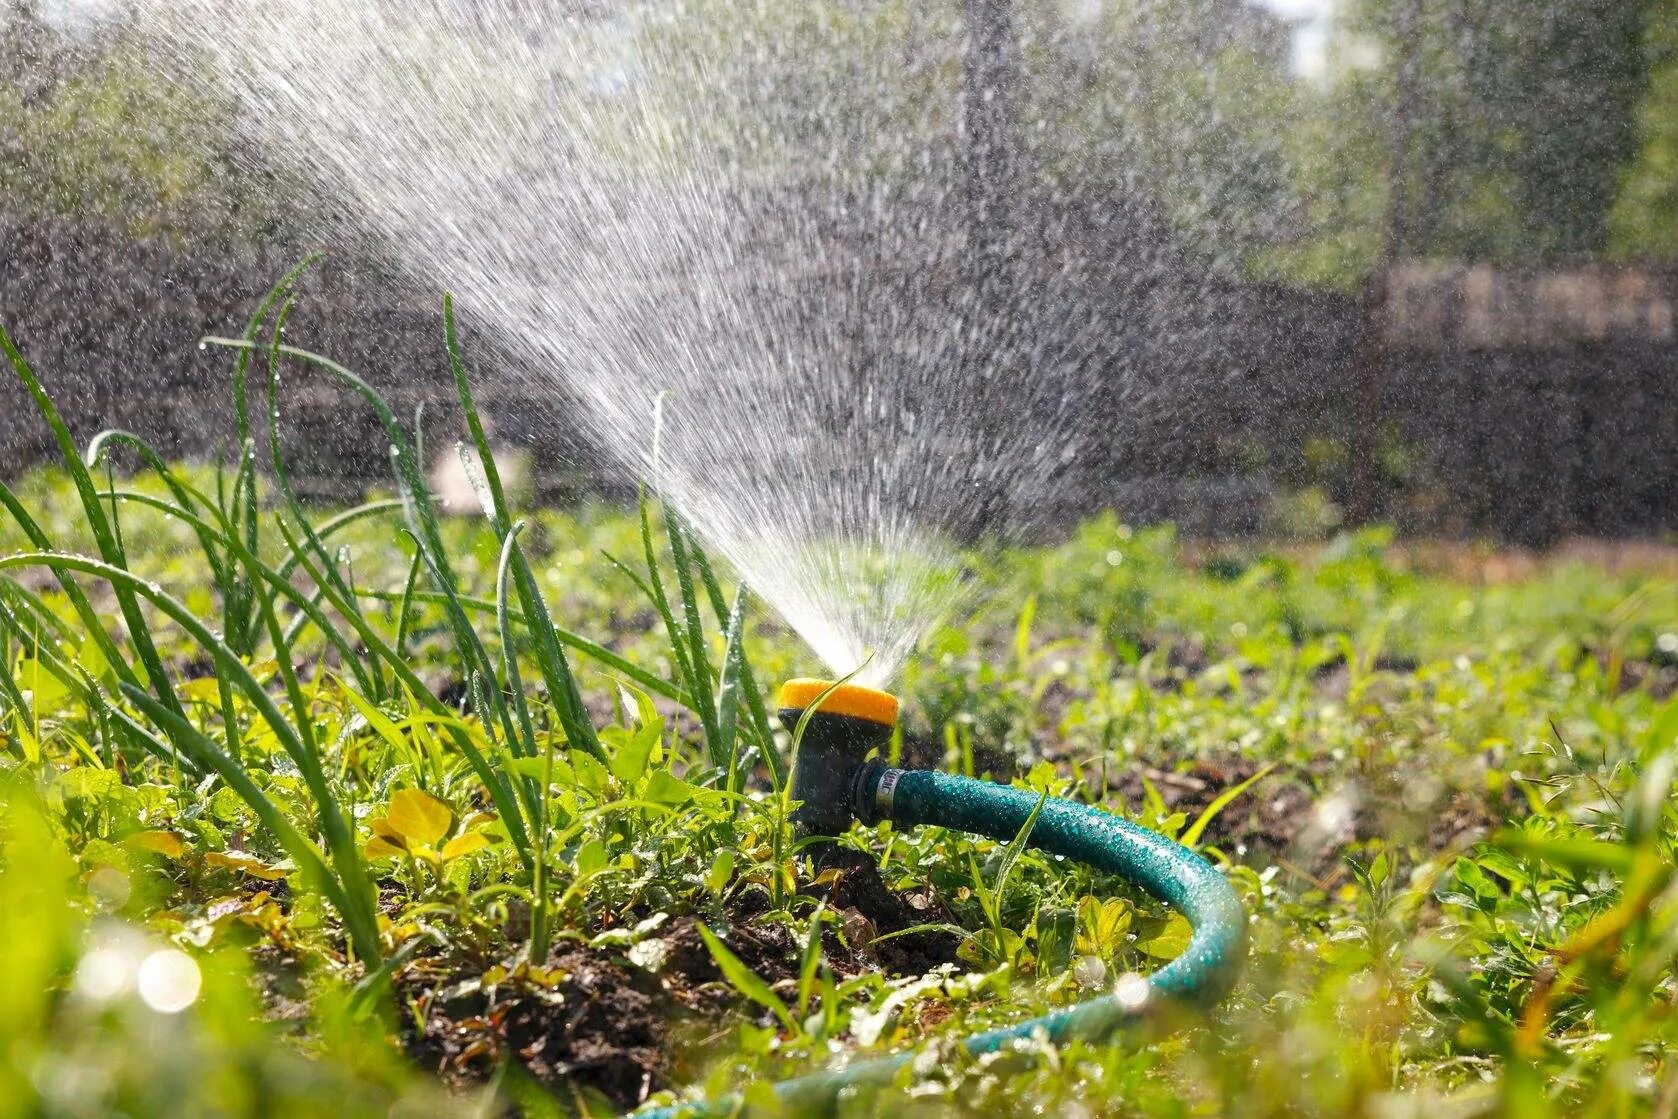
(1013, 594, 1037, 668)
(1647, 697, 1678, 756)
(796, 902, 827, 1015)
(506, 754, 576, 786)
(19, 656, 70, 711)
(643, 769, 695, 806)
(1076, 896, 1134, 957)
(570, 749, 613, 793)
(605, 681, 662, 786)
(713, 583, 748, 789)
(575, 839, 607, 877)
(992, 789, 1050, 918)
(1035, 906, 1077, 976)
(1137, 912, 1192, 960)
(340, 684, 410, 757)
(705, 849, 735, 895)
(1627, 751, 1675, 847)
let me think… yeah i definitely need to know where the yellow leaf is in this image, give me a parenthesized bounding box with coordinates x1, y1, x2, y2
(441, 832, 489, 861)
(368, 817, 407, 848)
(14, 718, 41, 764)
(386, 788, 452, 846)
(204, 851, 292, 882)
(127, 830, 188, 859)
(364, 835, 407, 860)
(178, 678, 224, 705)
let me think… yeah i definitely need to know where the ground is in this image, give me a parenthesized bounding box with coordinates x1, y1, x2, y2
(0, 345, 1675, 1118)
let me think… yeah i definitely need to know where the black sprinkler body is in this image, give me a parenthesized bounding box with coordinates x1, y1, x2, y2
(777, 678, 898, 849)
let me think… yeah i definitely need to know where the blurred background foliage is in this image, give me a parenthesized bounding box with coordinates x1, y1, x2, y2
(2, 0, 1675, 277)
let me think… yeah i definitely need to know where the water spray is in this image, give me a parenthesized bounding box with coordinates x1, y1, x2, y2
(641, 678, 1247, 1117)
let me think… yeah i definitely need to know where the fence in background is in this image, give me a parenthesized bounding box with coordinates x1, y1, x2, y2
(1, 217, 1673, 541)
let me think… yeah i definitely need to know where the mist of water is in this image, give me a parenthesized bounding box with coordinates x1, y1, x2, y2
(143, 0, 1247, 684)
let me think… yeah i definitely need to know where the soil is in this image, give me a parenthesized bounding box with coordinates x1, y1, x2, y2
(659, 911, 798, 1013)
(802, 848, 962, 977)
(399, 889, 851, 1111)
(394, 850, 970, 1111)
(402, 945, 677, 1111)
(249, 944, 311, 1025)
(1102, 745, 1512, 868)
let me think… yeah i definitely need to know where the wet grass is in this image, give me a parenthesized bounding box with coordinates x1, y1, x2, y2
(1, 279, 1676, 1117)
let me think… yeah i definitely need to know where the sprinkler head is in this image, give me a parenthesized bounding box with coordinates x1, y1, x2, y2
(778, 678, 899, 848)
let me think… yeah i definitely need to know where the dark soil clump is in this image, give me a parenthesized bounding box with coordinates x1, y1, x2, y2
(803, 848, 961, 976)
(402, 947, 676, 1111)
(661, 913, 797, 992)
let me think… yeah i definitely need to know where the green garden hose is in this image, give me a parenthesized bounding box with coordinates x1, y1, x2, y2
(636, 680, 1247, 1117)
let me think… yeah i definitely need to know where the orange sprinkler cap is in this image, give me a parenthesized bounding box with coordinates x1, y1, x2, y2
(777, 678, 901, 728)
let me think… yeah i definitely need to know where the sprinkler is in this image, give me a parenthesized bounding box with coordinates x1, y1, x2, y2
(640, 678, 1247, 1118)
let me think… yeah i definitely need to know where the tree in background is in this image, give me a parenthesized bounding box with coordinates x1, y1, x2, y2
(1023, 0, 1300, 272)
(1611, 0, 1678, 257)
(1274, 0, 1660, 286)
(0, 0, 259, 240)
(1480, 0, 1654, 258)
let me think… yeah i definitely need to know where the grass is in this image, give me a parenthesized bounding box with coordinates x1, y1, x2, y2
(0, 277, 1676, 1118)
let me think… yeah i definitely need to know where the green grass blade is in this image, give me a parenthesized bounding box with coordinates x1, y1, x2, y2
(0, 479, 141, 694)
(443, 316, 605, 766)
(262, 303, 386, 699)
(697, 922, 797, 1033)
(990, 789, 1050, 927)
(496, 523, 553, 961)
(98, 490, 378, 697)
(361, 585, 687, 707)
(442, 294, 511, 537)
(717, 583, 747, 793)
(273, 500, 406, 580)
(392, 545, 425, 658)
(691, 544, 780, 789)
(494, 523, 546, 784)
(0, 539, 379, 963)
(0, 323, 185, 722)
(227, 259, 323, 651)
(0, 601, 87, 703)
(634, 494, 698, 696)
(203, 337, 452, 584)
(1180, 763, 1275, 849)
(665, 512, 721, 755)
(117, 684, 377, 965)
